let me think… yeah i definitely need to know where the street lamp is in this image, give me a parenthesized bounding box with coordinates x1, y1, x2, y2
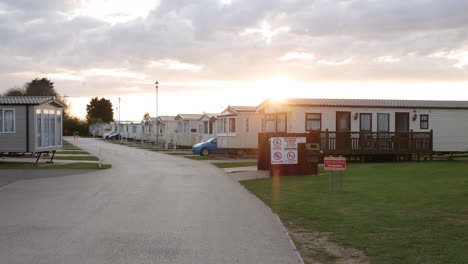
(155, 81, 159, 147)
(118, 98, 121, 140)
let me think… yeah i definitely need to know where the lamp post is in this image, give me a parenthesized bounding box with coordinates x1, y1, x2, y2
(118, 98, 121, 140)
(155, 81, 159, 147)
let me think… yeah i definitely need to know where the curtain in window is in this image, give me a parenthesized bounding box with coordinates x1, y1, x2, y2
(49, 111, 55, 146)
(360, 114, 372, 131)
(229, 118, 236, 132)
(4, 110, 14, 132)
(44, 110, 49, 146)
(36, 111, 41, 147)
(377, 114, 389, 132)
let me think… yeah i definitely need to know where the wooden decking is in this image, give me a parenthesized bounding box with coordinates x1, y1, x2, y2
(320, 130, 433, 155)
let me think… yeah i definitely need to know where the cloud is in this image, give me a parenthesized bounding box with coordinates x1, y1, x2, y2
(0, 0, 468, 100)
(149, 59, 203, 71)
(278, 52, 315, 61)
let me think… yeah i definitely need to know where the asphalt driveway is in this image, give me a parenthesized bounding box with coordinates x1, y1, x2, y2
(0, 137, 301, 264)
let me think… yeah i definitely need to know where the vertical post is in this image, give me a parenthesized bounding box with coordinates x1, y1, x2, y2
(155, 81, 159, 148)
(329, 171, 334, 192)
(325, 129, 329, 153)
(118, 98, 121, 141)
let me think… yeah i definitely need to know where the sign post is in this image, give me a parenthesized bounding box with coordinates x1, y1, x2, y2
(324, 157, 346, 191)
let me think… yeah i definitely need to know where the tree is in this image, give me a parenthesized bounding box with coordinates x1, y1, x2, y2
(143, 112, 150, 120)
(24, 77, 58, 96)
(86, 97, 114, 122)
(3, 86, 25, 96)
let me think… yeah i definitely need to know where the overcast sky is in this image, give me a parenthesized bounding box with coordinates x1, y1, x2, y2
(1, 0, 467, 120)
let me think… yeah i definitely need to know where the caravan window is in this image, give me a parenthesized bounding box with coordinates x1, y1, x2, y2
(377, 113, 390, 132)
(265, 114, 275, 132)
(229, 118, 236, 133)
(306, 113, 321, 131)
(360, 113, 372, 131)
(276, 113, 287, 133)
(0, 109, 15, 133)
(420, 115, 429, 129)
(36, 109, 41, 147)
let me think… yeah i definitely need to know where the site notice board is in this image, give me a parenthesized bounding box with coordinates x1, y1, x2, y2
(270, 137, 306, 165)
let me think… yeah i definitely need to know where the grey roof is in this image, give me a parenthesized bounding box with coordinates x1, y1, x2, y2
(259, 98, 468, 109)
(176, 114, 204, 120)
(203, 113, 219, 118)
(0, 96, 66, 107)
(157, 116, 176, 121)
(230, 105, 257, 112)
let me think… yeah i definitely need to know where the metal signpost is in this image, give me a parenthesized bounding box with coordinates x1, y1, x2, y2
(324, 157, 346, 192)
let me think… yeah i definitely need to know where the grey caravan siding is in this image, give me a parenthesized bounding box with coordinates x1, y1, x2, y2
(0, 105, 28, 152)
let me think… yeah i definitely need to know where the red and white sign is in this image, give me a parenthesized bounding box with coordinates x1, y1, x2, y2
(324, 157, 347, 171)
(270, 137, 305, 165)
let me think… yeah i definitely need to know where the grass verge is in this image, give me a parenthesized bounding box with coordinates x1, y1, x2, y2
(56, 150, 90, 154)
(212, 161, 258, 168)
(52, 156, 99, 161)
(184, 155, 219, 160)
(165, 152, 193, 156)
(240, 162, 468, 264)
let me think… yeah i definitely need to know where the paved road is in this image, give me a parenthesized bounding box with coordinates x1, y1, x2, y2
(0, 138, 301, 264)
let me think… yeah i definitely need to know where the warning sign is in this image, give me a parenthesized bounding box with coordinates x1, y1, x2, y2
(270, 137, 305, 165)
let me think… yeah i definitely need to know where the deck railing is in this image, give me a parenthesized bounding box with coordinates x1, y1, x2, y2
(320, 130, 433, 155)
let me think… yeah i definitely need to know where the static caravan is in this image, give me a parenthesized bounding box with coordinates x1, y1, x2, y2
(175, 114, 207, 147)
(0, 96, 66, 153)
(156, 116, 177, 147)
(258, 98, 468, 155)
(217, 106, 262, 154)
(127, 121, 144, 141)
(142, 117, 157, 143)
(89, 122, 111, 137)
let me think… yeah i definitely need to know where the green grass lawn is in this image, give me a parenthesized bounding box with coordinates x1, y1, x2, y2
(165, 152, 193, 156)
(240, 162, 468, 264)
(184, 155, 219, 160)
(62, 140, 83, 150)
(0, 162, 111, 169)
(212, 161, 258, 168)
(56, 150, 90, 154)
(52, 156, 99, 161)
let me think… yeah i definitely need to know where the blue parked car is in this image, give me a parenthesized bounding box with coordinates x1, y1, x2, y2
(192, 138, 234, 156)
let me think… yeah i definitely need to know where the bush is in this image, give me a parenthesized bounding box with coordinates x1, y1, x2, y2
(63, 116, 88, 136)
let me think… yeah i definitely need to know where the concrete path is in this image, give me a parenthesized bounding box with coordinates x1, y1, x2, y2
(0, 137, 301, 264)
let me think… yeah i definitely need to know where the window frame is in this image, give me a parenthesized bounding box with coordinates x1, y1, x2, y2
(359, 113, 372, 132)
(265, 113, 276, 133)
(228, 117, 236, 133)
(377, 113, 390, 132)
(0, 108, 16, 133)
(420, 114, 429, 129)
(275, 112, 287, 133)
(305, 113, 322, 131)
